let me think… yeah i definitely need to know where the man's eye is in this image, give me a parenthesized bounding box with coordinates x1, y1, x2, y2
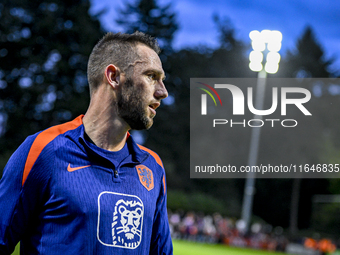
(148, 74, 156, 80)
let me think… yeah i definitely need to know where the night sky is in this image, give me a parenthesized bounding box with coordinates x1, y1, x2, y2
(90, 0, 340, 74)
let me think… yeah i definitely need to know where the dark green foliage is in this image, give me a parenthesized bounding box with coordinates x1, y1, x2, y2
(312, 202, 340, 236)
(0, 0, 104, 170)
(116, 0, 178, 55)
(167, 189, 236, 216)
(278, 26, 334, 78)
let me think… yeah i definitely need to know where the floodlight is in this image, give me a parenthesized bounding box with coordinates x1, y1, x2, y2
(249, 30, 282, 73)
(251, 40, 266, 52)
(249, 30, 260, 41)
(249, 51, 263, 63)
(260, 30, 271, 43)
(249, 62, 263, 72)
(265, 62, 279, 74)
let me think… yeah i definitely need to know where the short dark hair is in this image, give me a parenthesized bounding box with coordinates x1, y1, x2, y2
(87, 31, 160, 94)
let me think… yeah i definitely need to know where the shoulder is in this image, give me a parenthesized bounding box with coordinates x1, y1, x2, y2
(20, 116, 84, 186)
(137, 144, 164, 169)
(0, 133, 40, 190)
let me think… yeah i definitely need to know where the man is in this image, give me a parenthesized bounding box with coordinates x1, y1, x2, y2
(0, 32, 173, 254)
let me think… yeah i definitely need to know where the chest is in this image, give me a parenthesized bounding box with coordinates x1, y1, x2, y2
(42, 163, 160, 248)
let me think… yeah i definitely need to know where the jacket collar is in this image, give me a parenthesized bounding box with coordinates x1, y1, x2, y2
(66, 117, 149, 165)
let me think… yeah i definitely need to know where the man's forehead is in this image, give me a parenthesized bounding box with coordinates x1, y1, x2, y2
(136, 45, 162, 65)
(130, 45, 164, 73)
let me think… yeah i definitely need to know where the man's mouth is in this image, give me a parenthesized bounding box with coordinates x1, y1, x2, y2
(148, 102, 160, 117)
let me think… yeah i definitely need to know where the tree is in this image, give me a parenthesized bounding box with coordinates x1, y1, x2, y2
(209, 14, 251, 78)
(0, 0, 104, 175)
(279, 26, 334, 78)
(115, 0, 178, 56)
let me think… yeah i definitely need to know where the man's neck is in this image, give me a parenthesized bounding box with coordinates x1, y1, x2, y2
(82, 87, 129, 152)
(83, 115, 128, 151)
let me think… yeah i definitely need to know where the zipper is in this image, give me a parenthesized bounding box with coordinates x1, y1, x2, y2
(114, 169, 119, 178)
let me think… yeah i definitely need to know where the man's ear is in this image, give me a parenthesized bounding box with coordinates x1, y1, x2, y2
(104, 64, 120, 89)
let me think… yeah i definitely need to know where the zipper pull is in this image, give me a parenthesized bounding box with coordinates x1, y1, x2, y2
(114, 169, 119, 178)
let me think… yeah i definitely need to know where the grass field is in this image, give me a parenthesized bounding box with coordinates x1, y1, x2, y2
(11, 240, 285, 254)
(173, 240, 285, 255)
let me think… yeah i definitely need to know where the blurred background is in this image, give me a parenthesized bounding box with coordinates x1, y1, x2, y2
(1, 0, 340, 254)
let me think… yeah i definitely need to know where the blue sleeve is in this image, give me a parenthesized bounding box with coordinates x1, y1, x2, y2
(149, 173, 173, 255)
(0, 135, 49, 254)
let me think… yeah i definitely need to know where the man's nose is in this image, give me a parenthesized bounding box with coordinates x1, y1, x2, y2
(154, 80, 168, 100)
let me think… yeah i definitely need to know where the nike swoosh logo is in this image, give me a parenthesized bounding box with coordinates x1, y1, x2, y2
(67, 163, 91, 172)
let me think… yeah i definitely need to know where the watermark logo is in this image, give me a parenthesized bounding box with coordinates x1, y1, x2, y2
(199, 83, 311, 116)
(195, 78, 312, 128)
(197, 82, 222, 115)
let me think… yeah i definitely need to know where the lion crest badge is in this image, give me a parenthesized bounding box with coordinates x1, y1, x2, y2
(97, 192, 144, 249)
(112, 199, 143, 248)
(136, 165, 154, 191)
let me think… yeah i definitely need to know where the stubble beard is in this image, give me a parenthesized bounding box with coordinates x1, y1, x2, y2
(117, 78, 153, 130)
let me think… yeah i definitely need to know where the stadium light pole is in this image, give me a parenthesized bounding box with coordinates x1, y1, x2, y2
(241, 30, 282, 232)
